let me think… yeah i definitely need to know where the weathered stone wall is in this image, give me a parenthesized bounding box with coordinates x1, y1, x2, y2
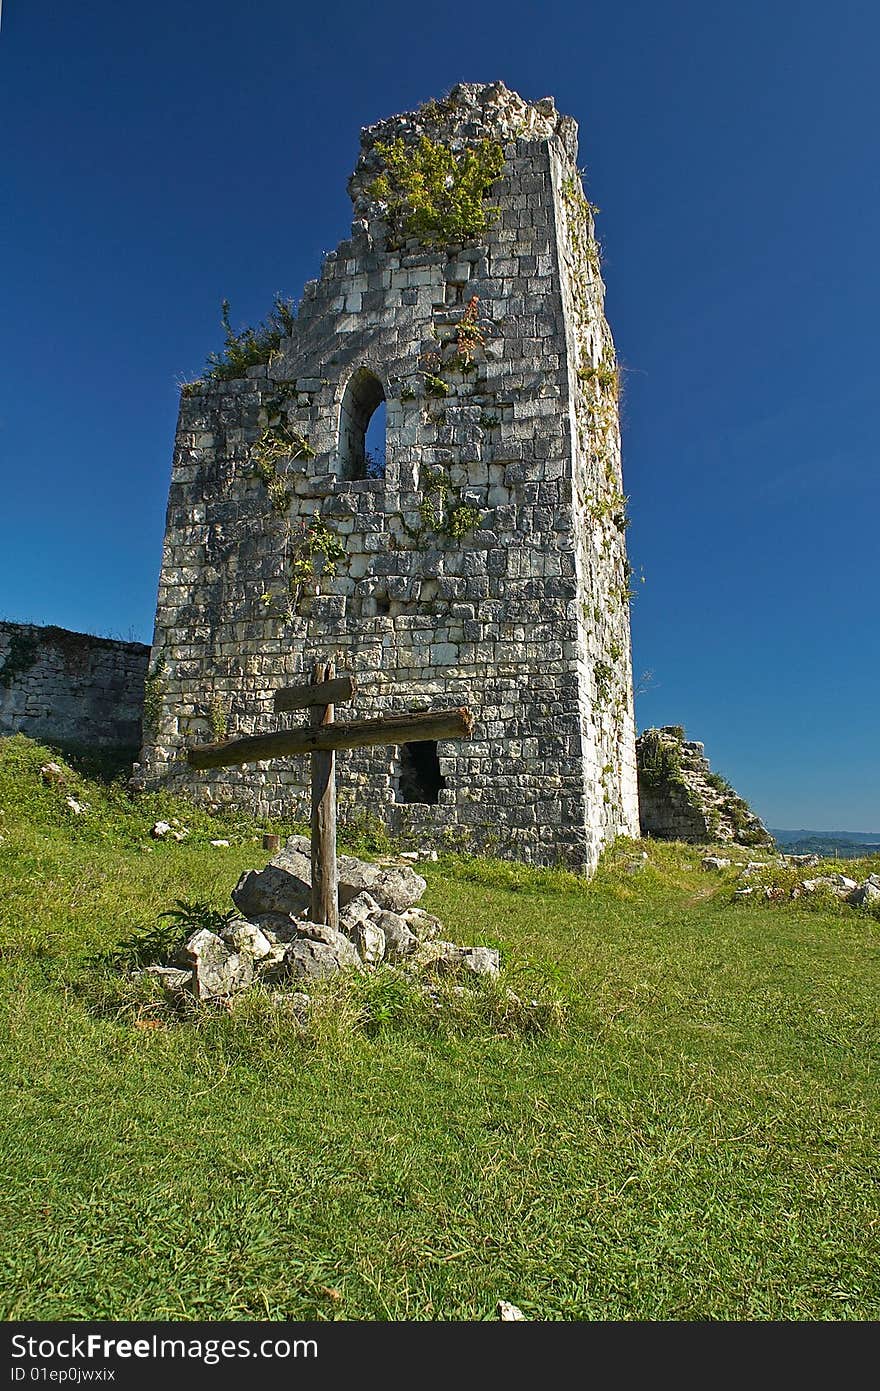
(137, 82, 640, 870)
(637, 726, 772, 846)
(0, 622, 149, 749)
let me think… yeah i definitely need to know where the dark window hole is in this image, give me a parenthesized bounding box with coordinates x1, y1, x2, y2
(398, 741, 445, 805)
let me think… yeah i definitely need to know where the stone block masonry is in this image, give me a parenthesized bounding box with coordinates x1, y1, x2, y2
(637, 726, 772, 847)
(0, 621, 149, 750)
(137, 81, 640, 872)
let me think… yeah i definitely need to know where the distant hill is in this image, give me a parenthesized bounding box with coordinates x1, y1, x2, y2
(770, 829, 880, 859)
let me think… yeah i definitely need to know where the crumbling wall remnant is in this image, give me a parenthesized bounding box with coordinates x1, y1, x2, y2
(0, 621, 149, 751)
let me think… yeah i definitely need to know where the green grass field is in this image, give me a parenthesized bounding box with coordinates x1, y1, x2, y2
(1, 733, 878, 1321)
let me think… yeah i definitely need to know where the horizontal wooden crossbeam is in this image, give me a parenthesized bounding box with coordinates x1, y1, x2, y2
(274, 675, 356, 712)
(187, 706, 474, 770)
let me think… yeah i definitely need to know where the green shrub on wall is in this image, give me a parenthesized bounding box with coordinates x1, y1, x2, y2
(204, 296, 297, 383)
(368, 136, 505, 247)
(0, 630, 40, 689)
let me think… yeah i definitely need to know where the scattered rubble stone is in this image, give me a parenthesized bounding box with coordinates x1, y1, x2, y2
(460, 947, 501, 977)
(258, 943, 290, 978)
(410, 940, 463, 972)
(336, 852, 427, 914)
(497, 1301, 526, 1321)
(702, 855, 731, 871)
(375, 910, 418, 960)
(179, 928, 254, 1000)
(848, 875, 880, 909)
(339, 891, 382, 929)
(220, 920, 274, 960)
(798, 875, 857, 898)
(352, 919, 386, 966)
(401, 906, 443, 940)
(231, 862, 311, 919)
(293, 919, 363, 960)
(142, 965, 193, 994)
(245, 912, 303, 942)
(281, 936, 363, 980)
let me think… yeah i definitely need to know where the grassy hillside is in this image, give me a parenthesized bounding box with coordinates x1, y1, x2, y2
(1, 734, 878, 1321)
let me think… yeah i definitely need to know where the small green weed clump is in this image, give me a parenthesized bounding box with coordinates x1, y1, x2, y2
(455, 296, 487, 364)
(413, 466, 483, 543)
(638, 729, 684, 789)
(289, 518, 347, 590)
(0, 629, 40, 688)
(337, 806, 401, 857)
(104, 900, 240, 970)
(142, 657, 166, 736)
(203, 295, 297, 383)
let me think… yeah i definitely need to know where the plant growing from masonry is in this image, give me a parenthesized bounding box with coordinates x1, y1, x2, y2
(418, 349, 449, 398)
(593, 660, 614, 707)
(559, 173, 633, 602)
(250, 418, 315, 517)
(455, 296, 488, 364)
(142, 656, 167, 735)
(561, 176, 603, 280)
(284, 518, 347, 612)
(408, 466, 483, 544)
(0, 630, 40, 689)
(367, 136, 505, 248)
(208, 695, 229, 743)
(638, 729, 686, 790)
(203, 295, 297, 383)
(579, 348, 620, 401)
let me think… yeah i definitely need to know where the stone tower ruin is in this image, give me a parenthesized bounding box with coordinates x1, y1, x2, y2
(137, 82, 640, 871)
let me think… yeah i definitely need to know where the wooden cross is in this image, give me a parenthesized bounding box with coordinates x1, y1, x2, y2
(187, 661, 473, 932)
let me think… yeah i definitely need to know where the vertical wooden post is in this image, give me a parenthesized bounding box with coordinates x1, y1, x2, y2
(309, 658, 338, 930)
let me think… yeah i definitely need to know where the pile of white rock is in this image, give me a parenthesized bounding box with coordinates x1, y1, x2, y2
(699, 852, 880, 909)
(144, 835, 500, 1002)
(714, 858, 880, 909)
(790, 871, 880, 908)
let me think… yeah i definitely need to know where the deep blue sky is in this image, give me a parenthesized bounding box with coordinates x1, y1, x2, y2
(1, 1, 877, 829)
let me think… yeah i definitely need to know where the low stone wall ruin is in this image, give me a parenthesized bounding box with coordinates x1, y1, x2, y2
(636, 726, 772, 847)
(0, 621, 149, 751)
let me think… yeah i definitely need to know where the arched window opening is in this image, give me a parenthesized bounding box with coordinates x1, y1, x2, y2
(339, 369, 386, 480)
(398, 741, 445, 805)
